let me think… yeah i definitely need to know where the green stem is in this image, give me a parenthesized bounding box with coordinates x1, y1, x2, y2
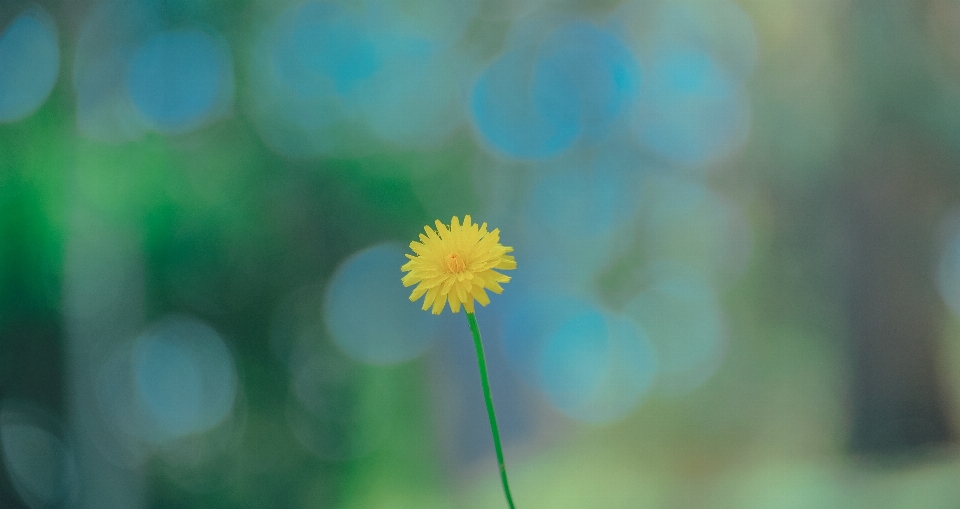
(466, 312, 516, 509)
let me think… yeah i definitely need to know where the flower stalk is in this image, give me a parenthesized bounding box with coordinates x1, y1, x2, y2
(467, 311, 516, 509)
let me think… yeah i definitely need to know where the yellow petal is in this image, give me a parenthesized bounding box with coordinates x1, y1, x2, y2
(423, 273, 449, 289)
(475, 235, 500, 255)
(485, 280, 504, 294)
(409, 283, 429, 302)
(435, 220, 451, 240)
(423, 286, 440, 311)
(432, 292, 446, 314)
(401, 272, 421, 287)
(440, 276, 457, 295)
(472, 286, 490, 307)
(424, 225, 441, 243)
(485, 270, 511, 283)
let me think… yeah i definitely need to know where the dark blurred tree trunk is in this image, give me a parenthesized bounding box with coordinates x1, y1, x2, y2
(842, 0, 959, 457)
(843, 131, 957, 456)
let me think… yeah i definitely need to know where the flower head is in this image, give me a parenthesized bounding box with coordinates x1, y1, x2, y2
(401, 215, 516, 314)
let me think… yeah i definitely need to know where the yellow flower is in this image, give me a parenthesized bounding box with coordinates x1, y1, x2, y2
(401, 215, 516, 314)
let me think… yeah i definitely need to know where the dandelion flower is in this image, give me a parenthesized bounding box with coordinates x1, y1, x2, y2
(401, 215, 519, 508)
(401, 215, 517, 314)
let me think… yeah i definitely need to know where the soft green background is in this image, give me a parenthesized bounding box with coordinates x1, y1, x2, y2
(4, 0, 960, 508)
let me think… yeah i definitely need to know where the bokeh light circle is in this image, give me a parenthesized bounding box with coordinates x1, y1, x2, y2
(471, 20, 640, 159)
(353, 41, 467, 148)
(636, 46, 750, 166)
(610, 0, 757, 167)
(324, 243, 441, 365)
(628, 0, 759, 80)
(624, 276, 725, 394)
(0, 5, 59, 122)
(499, 293, 658, 423)
(72, 0, 157, 141)
(517, 150, 643, 292)
(251, 1, 473, 158)
(526, 151, 642, 240)
(126, 28, 233, 132)
(131, 315, 238, 441)
(356, 0, 478, 147)
(0, 403, 76, 508)
(250, 2, 377, 159)
(499, 293, 596, 386)
(539, 312, 658, 423)
(278, 3, 378, 98)
(472, 43, 575, 159)
(538, 309, 611, 413)
(531, 22, 640, 143)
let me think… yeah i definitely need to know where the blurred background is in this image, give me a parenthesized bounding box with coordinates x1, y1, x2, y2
(4, 0, 960, 507)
